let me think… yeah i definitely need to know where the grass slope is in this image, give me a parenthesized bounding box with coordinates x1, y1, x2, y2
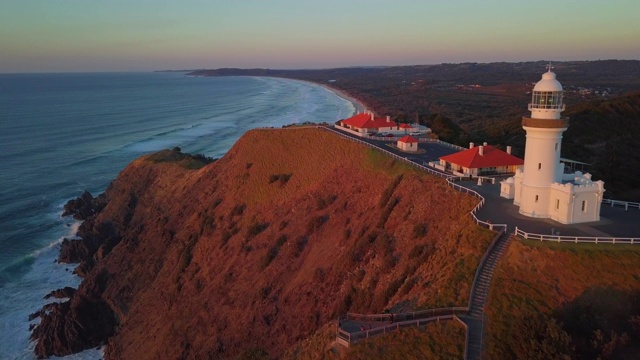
(486, 238, 640, 359)
(89, 127, 493, 359)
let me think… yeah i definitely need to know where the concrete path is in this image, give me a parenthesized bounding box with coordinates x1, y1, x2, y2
(466, 181, 639, 238)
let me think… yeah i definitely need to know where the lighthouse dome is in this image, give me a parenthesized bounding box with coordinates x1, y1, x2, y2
(533, 71, 563, 92)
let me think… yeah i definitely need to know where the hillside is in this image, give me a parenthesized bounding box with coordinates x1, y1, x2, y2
(486, 239, 640, 359)
(31, 127, 493, 359)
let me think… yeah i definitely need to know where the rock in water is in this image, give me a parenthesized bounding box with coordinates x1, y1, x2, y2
(31, 271, 117, 358)
(43, 287, 77, 300)
(62, 191, 107, 220)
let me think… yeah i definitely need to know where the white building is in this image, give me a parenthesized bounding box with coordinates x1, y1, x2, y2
(500, 68, 605, 224)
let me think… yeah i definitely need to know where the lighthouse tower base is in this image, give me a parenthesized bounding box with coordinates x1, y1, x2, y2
(501, 169, 605, 224)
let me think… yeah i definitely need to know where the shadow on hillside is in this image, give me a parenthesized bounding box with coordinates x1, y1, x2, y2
(496, 287, 640, 360)
(553, 287, 640, 360)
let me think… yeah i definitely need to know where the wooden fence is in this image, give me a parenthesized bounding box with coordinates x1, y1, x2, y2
(514, 227, 639, 244)
(337, 308, 468, 346)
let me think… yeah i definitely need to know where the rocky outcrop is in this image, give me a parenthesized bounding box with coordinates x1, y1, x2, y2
(58, 219, 123, 277)
(62, 191, 106, 220)
(43, 287, 76, 300)
(30, 270, 117, 358)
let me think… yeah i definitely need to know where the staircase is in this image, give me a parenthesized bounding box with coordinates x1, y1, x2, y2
(462, 229, 511, 360)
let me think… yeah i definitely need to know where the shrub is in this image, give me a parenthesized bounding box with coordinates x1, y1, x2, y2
(220, 230, 232, 247)
(268, 173, 293, 185)
(377, 196, 400, 228)
(306, 215, 328, 234)
(275, 234, 288, 247)
(379, 174, 403, 208)
(413, 222, 429, 238)
(230, 204, 246, 217)
(313, 267, 326, 282)
(278, 220, 288, 231)
(260, 245, 279, 269)
(211, 198, 223, 209)
(178, 234, 198, 275)
(409, 244, 431, 259)
(316, 194, 338, 210)
(294, 236, 308, 256)
(246, 221, 269, 240)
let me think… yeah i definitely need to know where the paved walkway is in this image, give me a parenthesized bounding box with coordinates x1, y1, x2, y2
(466, 181, 639, 238)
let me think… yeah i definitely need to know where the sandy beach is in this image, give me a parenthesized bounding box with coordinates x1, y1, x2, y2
(283, 77, 368, 116)
(320, 83, 368, 114)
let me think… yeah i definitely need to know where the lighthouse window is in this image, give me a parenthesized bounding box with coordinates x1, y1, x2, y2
(538, 163, 541, 170)
(555, 143, 558, 151)
(535, 195, 539, 203)
(581, 200, 587, 212)
(556, 199, 560, 209)
(532, 91, 563, 109)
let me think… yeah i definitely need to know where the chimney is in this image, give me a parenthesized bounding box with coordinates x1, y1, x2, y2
(506, 146, 512, 155)
(469, 142, 475, 149)
(386, 115, 391, 123)
(483, 142, 488, 146)
(479, 145, 484, 156)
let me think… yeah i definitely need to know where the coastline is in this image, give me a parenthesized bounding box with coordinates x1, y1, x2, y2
(249, 76, 369, 117)
(317, 83, 368, 114)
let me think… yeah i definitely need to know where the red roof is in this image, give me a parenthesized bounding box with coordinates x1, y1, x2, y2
(440, 145, 523, 168)
(398, 135, 418, 143)
(341, 113, 398, 129)
(399, 123, 413, 129)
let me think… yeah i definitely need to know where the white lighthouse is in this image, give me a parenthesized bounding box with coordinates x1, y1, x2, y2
(500, 66, 605, 224)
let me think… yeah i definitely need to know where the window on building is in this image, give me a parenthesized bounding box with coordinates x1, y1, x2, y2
(538, 163, 541, 170)
(556, 199, 559, 210)
(535, 195, 539, 203)
(581, 200, 587, 212)
(555, 143, 558, 151)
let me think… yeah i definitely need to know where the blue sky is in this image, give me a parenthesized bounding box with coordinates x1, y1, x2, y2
(1, 0, 639, 72)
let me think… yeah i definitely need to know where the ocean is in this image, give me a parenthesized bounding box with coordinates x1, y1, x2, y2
(0, 72, 355, 359)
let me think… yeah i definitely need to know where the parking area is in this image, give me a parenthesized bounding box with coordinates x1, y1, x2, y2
(333, 128, 460, 165)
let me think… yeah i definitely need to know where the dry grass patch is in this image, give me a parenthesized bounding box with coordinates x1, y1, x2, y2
(486, 238, 640, 359)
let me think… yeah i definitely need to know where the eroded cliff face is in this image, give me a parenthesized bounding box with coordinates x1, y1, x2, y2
(31, 128, 492, 359)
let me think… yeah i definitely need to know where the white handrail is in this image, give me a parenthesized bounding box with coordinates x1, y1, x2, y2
(602, 199, 640, 211)
(514, 227, 639, 244)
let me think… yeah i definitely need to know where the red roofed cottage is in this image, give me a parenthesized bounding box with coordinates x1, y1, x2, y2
(439, 142, 523, 176)
(339, 111, 398, 134)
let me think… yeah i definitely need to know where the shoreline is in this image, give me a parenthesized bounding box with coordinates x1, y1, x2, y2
(247, 75, 369, 117)
(187, 73, 370, 118)
(291, 78, 368, 115)
(265, 76, 369, 116)
(315, 83, 368, 115)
